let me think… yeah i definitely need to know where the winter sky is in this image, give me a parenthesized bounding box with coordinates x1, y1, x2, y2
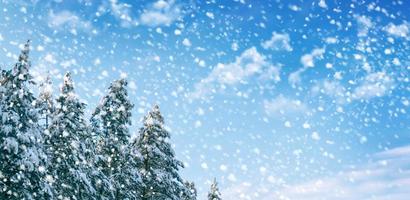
(0, 0, 409, 199)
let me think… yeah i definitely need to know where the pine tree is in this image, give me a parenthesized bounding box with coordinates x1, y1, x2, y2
(181, 181, 197, 200)
(91, 78, 141, 199)
(208, 178, 222, 200)
(133, 105, 187, 200)
(36, 73, 54, 129)
(46, 72, 95, 199)
(0, 40, 51, 199)
(0, 67, 5, 82)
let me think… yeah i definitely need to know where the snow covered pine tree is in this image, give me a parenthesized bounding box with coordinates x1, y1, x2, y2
(207, 179, 222, 200)
(0, 41, 52, 199)
(36, 73, 55, 129)
(91, 78, 142, 199)
(133, 105, 193, 200)
(46, 72, 96, 199)
(181, 181, 198, 200)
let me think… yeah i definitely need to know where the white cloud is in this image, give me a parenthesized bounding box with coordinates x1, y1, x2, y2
(262, 32, 293, 51)
(288, 68, 305, 86)
(48, 10, 94, 34)
(259, 65, 281, 83)
(139, 0, 181, 26)
(222, 182, 268, 200)
(311, 72, 394, 104)
(264, 95, 308, 116)
(325, 37, 338, 44)
(277, 146, 410, 200)
(384, 22, 410, 39)
(44, 53, 57, 64)
(222, 145, 410, 200)
(108, 0, 135, 27)
(289, 48, 325, 86)
(301, 48, 325, 68)
(190, 47, 280, 99)
(356, 15, 373, 37)
(311, 80, 348, 104)
(376, 145, 410, 158)
(99, 0, 183, 27)
(352, 72, 394, 100)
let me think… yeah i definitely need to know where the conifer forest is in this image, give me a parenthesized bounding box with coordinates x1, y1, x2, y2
(1, 0, 410, 200)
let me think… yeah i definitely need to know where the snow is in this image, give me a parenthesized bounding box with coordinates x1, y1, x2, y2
(261, 32, 293, 51)
(183, 38, 192, 47)
(384, 22, 410, 38)
(3, 137, 19, 154)
(301, 48, 325, 68)
(0, 1, 409, 199)
(318, 0, 328, 9)
(311, 132, 320, 141)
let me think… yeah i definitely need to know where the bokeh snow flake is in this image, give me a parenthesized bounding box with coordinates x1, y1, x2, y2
(0, 0, 409, 199)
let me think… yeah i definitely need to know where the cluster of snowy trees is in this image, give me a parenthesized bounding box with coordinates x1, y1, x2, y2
(0, 41, 223, 200)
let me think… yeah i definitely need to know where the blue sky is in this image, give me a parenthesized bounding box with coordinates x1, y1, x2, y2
(0, 0, 409, 199)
